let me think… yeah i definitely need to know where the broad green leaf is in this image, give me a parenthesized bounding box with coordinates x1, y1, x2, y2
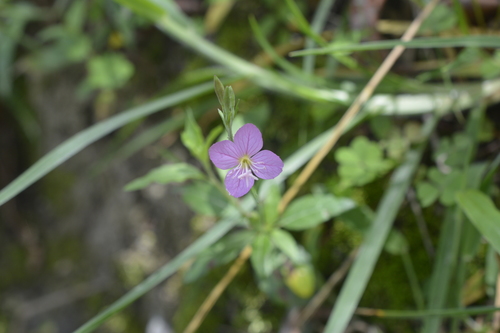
(278, 194, 356, 230)
(184, 230, 255, 283)
(73, 217, 238, 333)
(271, 229, 305, 264)
(204, 125, 223, 155)
(182, 181, 228, 216)
(456, 190, 500, 254)
(180, 109, 205, 162)
(0, 81, 215, 207)
(86, 53, 134, 90)
(124, 163, 204, 191)
(251, 233, 274, 277)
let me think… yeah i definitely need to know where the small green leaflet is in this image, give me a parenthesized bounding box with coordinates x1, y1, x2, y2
(124, 163, 204, 191)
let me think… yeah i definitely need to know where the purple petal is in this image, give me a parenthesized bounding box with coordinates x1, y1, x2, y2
(250, 150, 284, 179)
(209, 140, 240, 170)
(225, 168, 255, 198)
(234, 123, 263, 157)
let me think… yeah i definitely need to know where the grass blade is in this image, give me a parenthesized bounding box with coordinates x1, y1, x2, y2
(357, 306, 500, 318)
(0, 82, 214, 206)
(290, 36, 500, 57)
(73, 217, 239, 333)
(323, 115, 438, 333)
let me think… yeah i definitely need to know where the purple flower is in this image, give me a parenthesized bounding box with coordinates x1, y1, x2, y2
(209, 123, 284, 198)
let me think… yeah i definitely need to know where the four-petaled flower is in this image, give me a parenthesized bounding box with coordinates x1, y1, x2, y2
(209, 123, 284, 197)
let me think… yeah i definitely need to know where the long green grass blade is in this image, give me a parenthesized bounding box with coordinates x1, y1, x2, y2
(421, 208, 462, 333)
(0, 82, 214, 206)
(73, 217, 239, 333)
(290, 36, 500, 56)
(358, 306, 500, 318)
(323, 115, 438, 333)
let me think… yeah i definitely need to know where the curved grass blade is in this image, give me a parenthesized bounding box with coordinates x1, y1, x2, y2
(323, 115, 438, 333)
(73, 217, 239, 333)
(290, 36, 500, 57)
(0, 82, 214, 206)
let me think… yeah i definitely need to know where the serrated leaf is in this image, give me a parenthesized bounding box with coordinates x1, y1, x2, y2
(335, 136, 393, 187)
(86, 53, 134, 90)
(278, 194, 356, 230)
(124, 163, 204, 191)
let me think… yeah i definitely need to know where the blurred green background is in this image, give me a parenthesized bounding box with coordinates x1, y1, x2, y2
(1, 0, 500, 332)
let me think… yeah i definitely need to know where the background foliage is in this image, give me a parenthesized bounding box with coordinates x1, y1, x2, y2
(1, 0, 500, 332)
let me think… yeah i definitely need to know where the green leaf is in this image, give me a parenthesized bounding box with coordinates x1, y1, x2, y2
(0, 81, 215, 207)
(456, 190, 500, 254)
(86, 53, 134, 90)
(182, 181, 228, 216)
(278, 194, 356, 230)
(271, 229, 306, 264)
(180, 109, 205, 162)
(184, 230, 255, 283)
(384, 230, 409, 256)
(416, 181, 440, 207)
(263, 184, 281, 226)
(251, 233, 274, 277)
(419, 4, 457, 34)
(213, 76, 225, 106)
(113, 0, 164, 21)
(124, 163, 204, 191)
(204, 125, 223, 159)
(335, 136, 393, 187)
(73, 217, 238, 333)
(64, 0, 86, 33)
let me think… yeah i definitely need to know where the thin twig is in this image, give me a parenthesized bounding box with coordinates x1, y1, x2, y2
(183, 245, 252, 333)
(278, 0, 441, 214)
(298, 250, 358, 325)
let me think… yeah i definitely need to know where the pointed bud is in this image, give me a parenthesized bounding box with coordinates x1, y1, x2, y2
(214, 76, 225, 106)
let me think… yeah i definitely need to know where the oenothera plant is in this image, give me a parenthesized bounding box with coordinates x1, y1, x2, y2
(124, 77, 357, 306)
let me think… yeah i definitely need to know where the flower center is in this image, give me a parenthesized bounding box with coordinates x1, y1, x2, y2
(239, 155, 252, 168)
